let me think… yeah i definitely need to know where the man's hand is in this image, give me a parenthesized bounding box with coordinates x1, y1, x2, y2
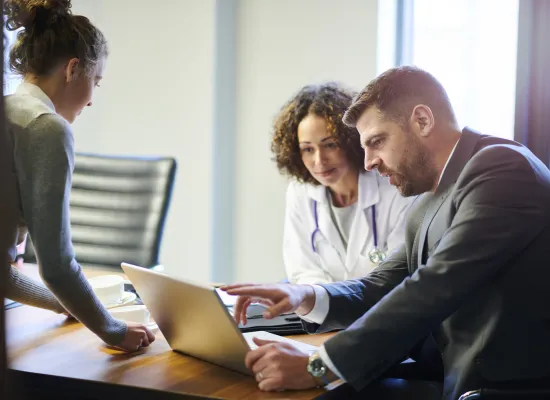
(220, 283, 315, 325)
(246, 337, 317, 391)
(115, 322, 156, 352)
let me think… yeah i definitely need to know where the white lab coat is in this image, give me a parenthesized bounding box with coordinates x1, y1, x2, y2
(283, 170, 412, 284)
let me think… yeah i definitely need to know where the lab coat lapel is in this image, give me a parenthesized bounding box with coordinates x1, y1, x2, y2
(345, 172, 379, 272)
(307, 185, 347, 261)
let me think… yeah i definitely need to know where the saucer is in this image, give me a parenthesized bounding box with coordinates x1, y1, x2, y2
(108, 304, 159, 330)
(104, 292, 137, 309)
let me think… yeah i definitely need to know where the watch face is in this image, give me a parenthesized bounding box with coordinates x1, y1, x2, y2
(308, 357, 327, 377)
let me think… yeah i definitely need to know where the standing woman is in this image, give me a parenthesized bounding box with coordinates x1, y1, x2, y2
(3, 0, 154, 351)
(0, 12, 17, 393)
(272, 83, 411, 284)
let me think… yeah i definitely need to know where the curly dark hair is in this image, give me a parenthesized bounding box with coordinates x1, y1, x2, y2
(4, 0, 107, 77)
(271, 82, 364, 185)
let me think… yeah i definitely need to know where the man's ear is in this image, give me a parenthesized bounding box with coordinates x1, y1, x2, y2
(64, 58, 80, 83)
(410, 104, 435, 137)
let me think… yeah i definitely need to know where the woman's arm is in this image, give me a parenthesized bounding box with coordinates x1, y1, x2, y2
(15, 114, 126, 345)
(6, 263, 65, 313)
(5, 225, 64, 312)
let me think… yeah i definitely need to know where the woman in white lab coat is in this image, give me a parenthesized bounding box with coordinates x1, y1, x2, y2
(271, 83, 412, 284)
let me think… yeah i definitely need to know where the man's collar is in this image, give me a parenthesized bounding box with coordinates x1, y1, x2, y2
(436, 127, 484, 193)
(437, 138, 460, 186)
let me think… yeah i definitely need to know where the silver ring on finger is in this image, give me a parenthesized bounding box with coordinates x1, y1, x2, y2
(256, 371, 264, 381)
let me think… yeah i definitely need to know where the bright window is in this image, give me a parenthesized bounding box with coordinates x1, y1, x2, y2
(403, 0, 519, 139)
(4, 28, 21, 95)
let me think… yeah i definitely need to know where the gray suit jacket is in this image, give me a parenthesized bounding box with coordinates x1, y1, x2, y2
(305, 128, 550, 399)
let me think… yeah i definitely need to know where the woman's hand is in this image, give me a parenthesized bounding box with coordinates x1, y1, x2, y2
(115, 323, 156, 352)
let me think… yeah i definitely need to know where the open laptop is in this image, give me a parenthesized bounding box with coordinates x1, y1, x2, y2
(120, 262, 317, 375)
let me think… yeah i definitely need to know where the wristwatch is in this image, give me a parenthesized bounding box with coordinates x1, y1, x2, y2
(307, 351, 330, 386)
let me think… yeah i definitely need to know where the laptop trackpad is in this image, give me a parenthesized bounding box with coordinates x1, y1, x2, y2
(242, 331, 318, 355)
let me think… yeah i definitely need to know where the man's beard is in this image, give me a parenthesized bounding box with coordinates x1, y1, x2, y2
(383, 137, 437, 197)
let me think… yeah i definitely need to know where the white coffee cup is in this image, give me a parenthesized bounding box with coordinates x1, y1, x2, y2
(110, 305, 151, 325)
(88, 275, 124, 306)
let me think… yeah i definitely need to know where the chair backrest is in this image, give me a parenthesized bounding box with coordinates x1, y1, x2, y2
(24, 152, 177, 270)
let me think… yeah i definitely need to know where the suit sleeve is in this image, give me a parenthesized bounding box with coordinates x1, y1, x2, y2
(302, 242, 409, 333)
(323, 146, 550, 391)
(283, 183, 332, 285)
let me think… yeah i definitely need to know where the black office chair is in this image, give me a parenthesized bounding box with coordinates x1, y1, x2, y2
(24, 152, 176, 271)
(459, 389, 550, 399)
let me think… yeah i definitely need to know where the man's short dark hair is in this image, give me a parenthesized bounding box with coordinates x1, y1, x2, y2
(342, 66, 456, 128)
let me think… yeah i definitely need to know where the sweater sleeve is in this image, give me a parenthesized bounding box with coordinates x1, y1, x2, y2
(6, 263, 65, 313)
(15, 113, 127, 345)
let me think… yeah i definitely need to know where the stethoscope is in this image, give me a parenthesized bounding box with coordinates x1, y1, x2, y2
(311, 200, 387, 265)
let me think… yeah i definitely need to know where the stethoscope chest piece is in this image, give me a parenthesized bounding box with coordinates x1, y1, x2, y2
(368, 247, 387, 264)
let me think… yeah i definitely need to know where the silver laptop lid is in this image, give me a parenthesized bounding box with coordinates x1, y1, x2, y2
(120, 262, 251, 375)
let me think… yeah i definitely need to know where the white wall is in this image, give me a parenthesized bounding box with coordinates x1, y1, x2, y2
(234, 0, 379, 282)
(72, 0, 217, 283)
(68, 0, 381, 283)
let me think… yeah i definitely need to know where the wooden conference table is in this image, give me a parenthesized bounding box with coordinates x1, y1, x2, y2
(5, 264, 346, 400)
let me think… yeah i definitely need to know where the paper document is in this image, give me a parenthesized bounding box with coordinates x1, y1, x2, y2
(216, 288, 238, 306)
(243, 330, 318, 354)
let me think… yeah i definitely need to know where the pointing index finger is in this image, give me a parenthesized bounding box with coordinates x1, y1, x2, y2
(223, 286, 278, 299)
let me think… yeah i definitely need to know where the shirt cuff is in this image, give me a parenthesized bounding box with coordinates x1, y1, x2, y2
(296, 285, 329, 324)
(319, 344, 346, 381)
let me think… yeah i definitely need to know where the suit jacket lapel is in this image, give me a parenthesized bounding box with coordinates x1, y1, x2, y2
(409, 195, 431, 272)
(345, 172, 379, 272)
(416, 128, 481, 267)
(416, 189, 452, 266)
